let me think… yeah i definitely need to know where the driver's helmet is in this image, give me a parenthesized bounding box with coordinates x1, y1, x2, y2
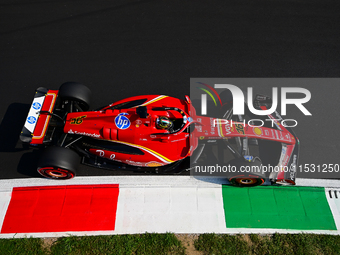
(156, 116, 173, 130)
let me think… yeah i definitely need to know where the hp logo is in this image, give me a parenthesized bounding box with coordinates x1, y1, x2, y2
(27, 116, 36, 124)
(32, 102, 41, 110)
(115, 113, 130, 130)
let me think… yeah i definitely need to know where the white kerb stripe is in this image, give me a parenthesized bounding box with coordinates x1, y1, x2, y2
(0, 188, 12, 232)
(114, 185, 227, 234)
(325, 188, 340, 230)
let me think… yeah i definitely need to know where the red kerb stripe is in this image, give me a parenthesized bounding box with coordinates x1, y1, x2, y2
(1, 184, 119, 233)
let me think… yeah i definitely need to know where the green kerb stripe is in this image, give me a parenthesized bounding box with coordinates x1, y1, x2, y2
(222, 186, 336, 230)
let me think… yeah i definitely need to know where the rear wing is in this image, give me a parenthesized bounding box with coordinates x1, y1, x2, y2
(20, 87, 58, 145)
(254, 94, 299, 185)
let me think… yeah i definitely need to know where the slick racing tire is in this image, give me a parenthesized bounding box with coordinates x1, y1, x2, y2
(228, 157, 265, 187)
(229, 174, 265, 187)
(37, 146, 79, 180)
(59, 82, 92, 111)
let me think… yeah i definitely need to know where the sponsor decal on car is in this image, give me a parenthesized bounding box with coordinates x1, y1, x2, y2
(290, 154, 297, 179)
(235, 124, 245, 135)
(171, 138, 186, 143)
(271, 129, 275, 138)
(224, 121, 231, 135)
(68, 129, 100, 138)
(216, 119, 232, 137)
(209, 118, 216, 134)
(78, 132, 100, 138)
(115, 113, 131, 130)
(32, 102, 41, 110)
(27, 116, 36, 124)
(253, 127, 263, 136)
(96, 150, 105, 156)
(70, 115, 87, 125)
(24, 95, 46, 133)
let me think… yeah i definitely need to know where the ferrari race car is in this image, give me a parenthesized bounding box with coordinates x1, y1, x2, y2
(20, 82, 299, 186)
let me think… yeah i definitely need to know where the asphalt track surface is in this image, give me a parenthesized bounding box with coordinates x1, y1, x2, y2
(0, 0, 340, 180)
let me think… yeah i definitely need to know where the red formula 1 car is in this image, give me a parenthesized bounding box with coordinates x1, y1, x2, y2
(20, 82, 299, 186)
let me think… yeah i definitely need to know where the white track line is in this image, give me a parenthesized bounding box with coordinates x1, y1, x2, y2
(0, 176, 339, 188)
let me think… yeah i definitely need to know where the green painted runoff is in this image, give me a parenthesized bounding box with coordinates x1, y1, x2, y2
(222, 186, 337, 230)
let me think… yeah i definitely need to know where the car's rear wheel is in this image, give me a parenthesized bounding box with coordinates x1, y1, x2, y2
(37, 146, 79, 180)
(38, 167, 76, 179)
(59, 82, 92, 111)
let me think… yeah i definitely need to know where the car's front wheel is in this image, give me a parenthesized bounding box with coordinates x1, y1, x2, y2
(228, 174, 265, 187)
(227, 157, 265, 187)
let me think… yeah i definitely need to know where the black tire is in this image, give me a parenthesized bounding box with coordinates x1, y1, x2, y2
(227, 157, 265, 187)
(219, 89, 233, 105)
(37, 146, 79, 179)
(59, 82, 91, 111)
